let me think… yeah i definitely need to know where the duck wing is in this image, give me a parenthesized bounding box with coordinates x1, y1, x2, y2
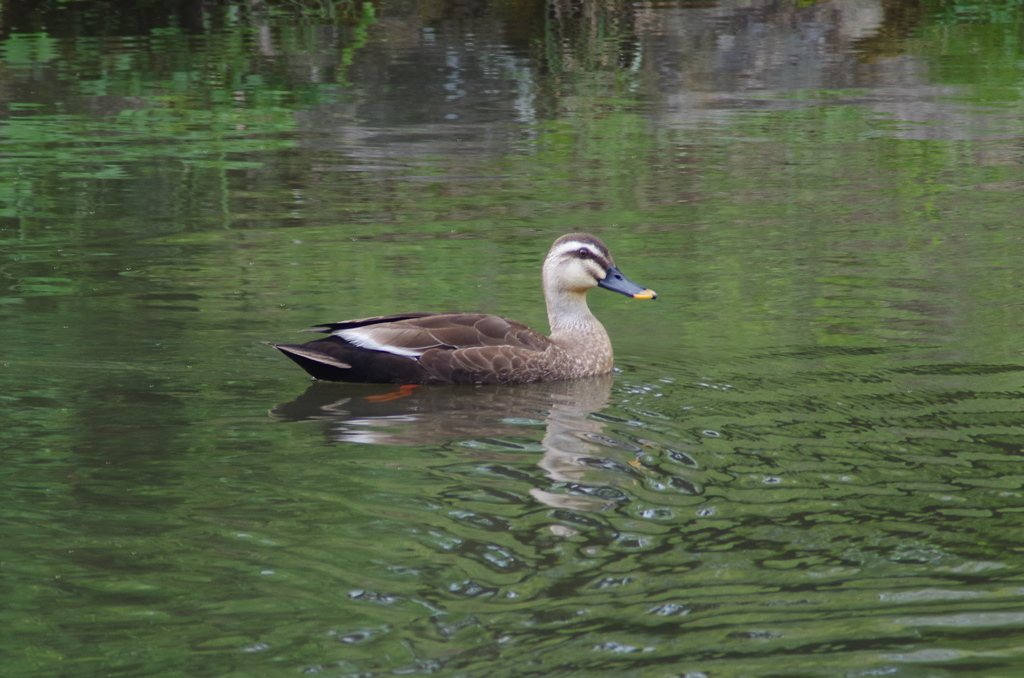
(283, 312, 554, 385)
(301, 313, 436, 334)
(312, 312, 552, 356)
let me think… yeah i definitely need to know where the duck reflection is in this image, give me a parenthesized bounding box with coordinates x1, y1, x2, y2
(270, 375, 636, 510)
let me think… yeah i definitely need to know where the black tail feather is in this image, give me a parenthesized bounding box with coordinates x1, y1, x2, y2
(268, 337, 428, 384)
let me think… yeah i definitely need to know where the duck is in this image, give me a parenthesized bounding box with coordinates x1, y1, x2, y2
(266, 233, 657, 385)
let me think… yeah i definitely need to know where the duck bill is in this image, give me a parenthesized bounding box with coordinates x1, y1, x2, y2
(598, 266, 657, 300)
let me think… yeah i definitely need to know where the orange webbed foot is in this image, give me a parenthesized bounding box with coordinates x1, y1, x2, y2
(364, 384, 421, 402)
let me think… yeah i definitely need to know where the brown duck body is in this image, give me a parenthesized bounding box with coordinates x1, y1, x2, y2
(267, 234, 656, 386)
(268, 311, 611, 385)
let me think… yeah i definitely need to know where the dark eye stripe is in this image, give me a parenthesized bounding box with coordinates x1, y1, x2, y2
(554, 241, 612, 269)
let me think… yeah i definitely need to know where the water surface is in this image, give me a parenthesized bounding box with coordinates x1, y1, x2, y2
(3, 1, 1024, 676)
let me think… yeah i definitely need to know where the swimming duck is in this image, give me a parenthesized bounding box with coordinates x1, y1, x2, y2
(267, 233, 656, 385)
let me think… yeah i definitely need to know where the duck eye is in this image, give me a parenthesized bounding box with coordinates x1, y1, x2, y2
(577, 248, 590, 258)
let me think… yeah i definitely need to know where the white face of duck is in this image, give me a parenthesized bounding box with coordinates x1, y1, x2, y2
(544, 234, 656, 299)
(543, 236, 614, 294)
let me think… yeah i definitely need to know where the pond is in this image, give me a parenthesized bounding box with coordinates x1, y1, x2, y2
(3, 1, 1024, 676)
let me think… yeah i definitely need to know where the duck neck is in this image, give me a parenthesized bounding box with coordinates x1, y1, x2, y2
(544, 285, 608, 342)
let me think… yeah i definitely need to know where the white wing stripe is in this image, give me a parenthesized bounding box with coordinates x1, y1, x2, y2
(335, 328, 425, 358)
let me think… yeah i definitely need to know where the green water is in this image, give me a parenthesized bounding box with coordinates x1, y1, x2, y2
(3, 1, 1024, 676)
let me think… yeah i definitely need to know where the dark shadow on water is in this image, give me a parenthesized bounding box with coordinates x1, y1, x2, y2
(271, 375, 627, 510)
